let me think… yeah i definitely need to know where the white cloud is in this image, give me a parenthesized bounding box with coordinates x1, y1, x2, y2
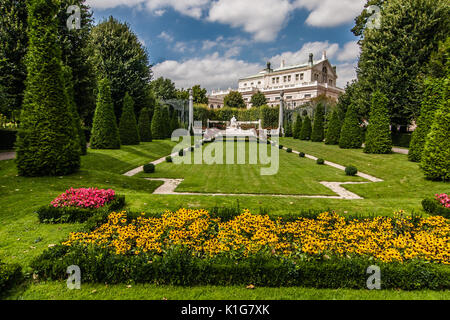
(334, 62, 357, 88)
(208, 0, 292, 42)
(158, 31, 174, 42)
(153, 9, 166, 16)
(153, 53, 261, 91)
(293, 0, 366, 27)
(337, 41, 360, 62)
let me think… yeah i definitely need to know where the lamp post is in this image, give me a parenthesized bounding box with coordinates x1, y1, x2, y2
(188, 89, 194, 133)
(279, 90, 284, 136)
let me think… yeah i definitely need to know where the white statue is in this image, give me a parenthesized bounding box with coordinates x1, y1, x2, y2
(230, 115, 238, 128)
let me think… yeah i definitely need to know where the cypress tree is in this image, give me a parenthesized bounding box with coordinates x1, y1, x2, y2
(90, 78, 121, 149)
(299, 115, 312, 140)
(138, 107, 152, 142)
(161, 106, 170, 138)
(170, 112, 179, 133)
(409, 78, 445, 162)
(325, 109, 341, 145)
(119, 93, 140, 145)
(62, 66, 86, 155)
(339, 104, 362, 149)
(364, 91, 393, 154)
(15, 0, 80, 177)
(311, 104, 325, 142)
(151, 105, 165, 139)
(284, 119, 293, 137)
(293, 114, 302, 139)
(420, 81, 449, 181)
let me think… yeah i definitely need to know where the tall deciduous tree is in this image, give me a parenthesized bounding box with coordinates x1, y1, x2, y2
(119, 93, 140, 145)
(224, 91, 245, 109)
(356, 0, 449, 126)
(90, 78, 121, 149)
(151, 77, 177, 101)
(364, 91, 392, 154)
(16, 0, 80, 176)
(89, 16, 152, 122)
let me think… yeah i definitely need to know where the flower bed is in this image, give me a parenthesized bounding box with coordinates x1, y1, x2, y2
(31, 209, 450, 289)
(37, 188, 125, 224)
(422, 193, 450, 218)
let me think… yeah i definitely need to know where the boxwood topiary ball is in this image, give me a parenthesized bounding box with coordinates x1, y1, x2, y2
(345, 166, 358, 176)
(179, 149, 185, 156)
(286, 148, 292, 153)
(299, 152, 305, 158)
(316, 158, 325, 165)
(166, 156, 173, 163)
(143, 163, 155, 173)
(278, 145, 284, 149)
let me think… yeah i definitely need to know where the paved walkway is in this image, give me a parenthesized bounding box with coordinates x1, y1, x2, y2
(392, 147, 409, 155)
(0, 152, 15, 161)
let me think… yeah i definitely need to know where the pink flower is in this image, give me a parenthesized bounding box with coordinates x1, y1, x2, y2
(435, 193, 450, 208)
(51, 188, 116, 209)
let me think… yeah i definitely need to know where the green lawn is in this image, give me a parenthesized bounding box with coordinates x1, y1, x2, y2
(137, 140, 364, 195)
(1, 138, 449, 300)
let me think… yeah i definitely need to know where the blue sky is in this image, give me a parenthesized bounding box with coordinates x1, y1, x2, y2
(87, 0, 366, 91)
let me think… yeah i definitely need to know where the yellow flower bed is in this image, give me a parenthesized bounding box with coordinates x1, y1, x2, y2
(62, 209, 450, 264)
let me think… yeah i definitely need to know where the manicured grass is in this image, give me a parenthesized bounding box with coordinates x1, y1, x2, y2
(7, 282, 450, 300)
(137, 140, 364, 195)
(82, 140, 178, 174)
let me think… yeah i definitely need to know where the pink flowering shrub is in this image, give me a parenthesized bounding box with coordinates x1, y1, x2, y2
(51, 188, 116, 209)
(436, 193, 450, 208)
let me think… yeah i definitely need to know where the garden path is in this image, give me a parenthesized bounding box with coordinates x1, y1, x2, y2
(0, 152, 15, 161)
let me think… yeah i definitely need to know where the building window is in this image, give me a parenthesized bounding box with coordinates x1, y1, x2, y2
(296, 74, 299, 81)
(286, 96, 292, 99)
(251, 82, 254, 86)
(258, 81, 261, 85)
(288, 75, 291, 82)
(305, 94, 311, 98)
(300, 73, 304, 80)
(283, 76, 287, 82)
(314, 74, 319, 81)
(329, 80, 333, 86)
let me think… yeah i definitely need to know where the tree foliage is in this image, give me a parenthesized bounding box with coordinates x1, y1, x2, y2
(299, 116, 312, 141)
(325, 109, 341, 145)
(250, 91, 267, 107)
(420, 81, 449, 181)
(151, 105, 165, 140)
(90, 78, 121, 149)
(89, 16, 152, 122)
(311, 104, 325, 142)
(364, 91, 392, 154)
(339, 105, 362, 149)
(151, 77, 177, 101)
(138, 107, 152, 142)
(16, 0, 80, 176)
(409, 78, 446, 162)
(224, 91, 245, 109)
(293, 114, 302, 139)
(119, 93, 140, 145)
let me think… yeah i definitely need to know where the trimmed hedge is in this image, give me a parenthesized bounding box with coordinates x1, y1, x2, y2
(345, 166, 358, 176)
(286, 148, 292, 153)
(316, 158, 325, 165)
(311, 104, 325, 142)
(325, 109, 341, 145)
(364, 91, 392, 154)
(422, 198, 450, 218)
(0, 129, 17, 150)
(143, 163, 155, 173)
(151, 105, 165, 140)
(339, 104, 362, 149)
(0, 261, 23, 298)
(36, 195, 126, 224)
(299, 116, 312, 140)
(299, 152, 305, 158)
(138, 107, 152, 142)
(30, 246, 450, 290)
(165, 156, 172, 163)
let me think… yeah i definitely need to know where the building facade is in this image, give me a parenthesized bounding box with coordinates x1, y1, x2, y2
(208, 52, 345, 109)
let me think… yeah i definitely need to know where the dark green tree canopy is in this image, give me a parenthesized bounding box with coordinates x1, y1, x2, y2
(151, 77, 177, 101)
(151, 105, 165, 140)
(311, 104, 325, 142)
(90, 78, 121, 149)
(339, 104, 362, 149)
(299, 116, 312, 141)
(16, 0, 81, 176)
(224, 91, 245, 109)
(138, 107, 152, 142)
(250, 91, 267, 107)
(89, 16, 152, 122)
(119, 92, 140, 145)
(293, 114, 302, 139)
(325, 109, 341, 145)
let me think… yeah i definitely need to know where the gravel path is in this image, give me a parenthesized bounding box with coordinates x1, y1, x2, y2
(392, 147, 409, 155)
(0, 152, 16, 161)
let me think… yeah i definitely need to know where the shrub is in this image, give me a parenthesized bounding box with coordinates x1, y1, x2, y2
(422, 195, 450, 218)
(284, 121, 293, 137)
(161, 106, 170, 138)
(143, 163, 155, 173)
(311, 103, 325, 142)
(138, 107, 152, 142)
(165, 156, 173, 163)
(364, 91, 393, 154)
(316, 158, 325, 165)
(339, 104, 362, 149)
(286, 148, 292, 153)
(420, 82, 449, 181)
(0, 261, 23, 298)
(178, 149, 185, 157)
(15, 0, 81, 176)
(151, 105, 165, 140)
(90, 78, 121, 149)
(299, 152, 305, 158)
(299, 116, 312, 140)
(409, 78, 445, 162)
(119, 93, 140, 145)
(345, 166, 358, 176)
(278, 145, 283, 149)
(325, 109, 341, 145)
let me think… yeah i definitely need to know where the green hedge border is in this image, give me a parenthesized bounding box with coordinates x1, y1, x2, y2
(36, 195, 126, 224)
(422, 198, 450, 218)
(0, 261, 23, 298)
(31, 245, 450, 290)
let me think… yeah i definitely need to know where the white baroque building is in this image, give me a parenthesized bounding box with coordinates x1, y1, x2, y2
(208, 51, 345, 109)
